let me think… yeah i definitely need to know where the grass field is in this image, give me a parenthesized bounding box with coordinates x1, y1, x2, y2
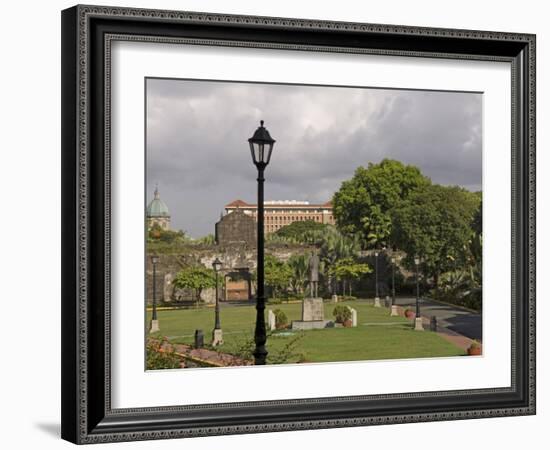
(147, 300, 465, 364)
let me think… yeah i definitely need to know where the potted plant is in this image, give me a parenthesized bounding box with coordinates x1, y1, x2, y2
(467, 340, 482, 356)
(333, 305, 352, 326)
(273, 309, 288, 330)
(404, 308, 415, 319)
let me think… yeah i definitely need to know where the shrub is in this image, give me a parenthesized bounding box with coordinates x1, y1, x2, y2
(333, 305, 352, 324)
(146, 338, 181, 370)
(273, 309, 288, 329)
(223, 331, 304, 365)
(469, 340, 481, 349)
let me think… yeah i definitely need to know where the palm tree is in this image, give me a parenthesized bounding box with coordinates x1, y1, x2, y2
(287, 254, 309, 295)
(319, 226, 361, 295)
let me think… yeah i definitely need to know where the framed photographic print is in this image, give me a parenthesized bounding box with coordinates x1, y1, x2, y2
(61, 5, 536, 444)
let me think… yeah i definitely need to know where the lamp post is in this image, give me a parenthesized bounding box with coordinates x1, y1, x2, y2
(248, 120, 276, 365)
(211, 257, 223, 346)
(414, 256, 423, 330)
(374, 251, 381, 307)
(390, 256, 399, 316)
(150, 255, 160, 333)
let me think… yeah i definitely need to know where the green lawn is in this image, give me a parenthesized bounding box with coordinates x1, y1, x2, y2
(147, 300, 465, 364)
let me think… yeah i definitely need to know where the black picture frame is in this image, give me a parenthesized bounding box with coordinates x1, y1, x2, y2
(61, 4, 536, 444)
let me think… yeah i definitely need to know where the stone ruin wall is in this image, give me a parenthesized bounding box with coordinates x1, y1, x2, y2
(146, 242, 316, 304)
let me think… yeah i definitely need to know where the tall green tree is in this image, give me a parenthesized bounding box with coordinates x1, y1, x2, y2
(332, 159, 430, 249)
(390, 184, 480, 285)
(264, 255, 293, 298)
(173, 265, 216, 304)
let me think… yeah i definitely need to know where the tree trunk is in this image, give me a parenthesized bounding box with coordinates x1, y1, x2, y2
(196, 288, 201, 308)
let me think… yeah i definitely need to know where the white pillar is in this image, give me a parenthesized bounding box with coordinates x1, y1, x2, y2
(212, 329, 224, 346)
(149, 320, 160, 333)
(268, 310, 276, 331)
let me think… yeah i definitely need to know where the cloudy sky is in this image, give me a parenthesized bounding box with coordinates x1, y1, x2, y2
(146, 78, 482, 238)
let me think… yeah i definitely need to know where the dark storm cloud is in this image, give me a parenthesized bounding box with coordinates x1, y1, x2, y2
(146, 78, 482, 237)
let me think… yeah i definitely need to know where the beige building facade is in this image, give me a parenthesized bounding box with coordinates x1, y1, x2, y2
(224, 199, 335, 234)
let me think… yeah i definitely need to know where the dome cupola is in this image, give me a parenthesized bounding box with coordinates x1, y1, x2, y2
(147, 186, 170, 218)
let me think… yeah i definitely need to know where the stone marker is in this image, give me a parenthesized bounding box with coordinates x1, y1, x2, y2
(268, 309, 276, 331)
(302, 297, 324, 321)
(349, 307, 357, 327)
(332, 294, 338, 303)
(374, 297, 381, 307)
(414, 317, 424, 331)
(194, 329, 204, 348)
(292, 297, 330, 330)
(212, 328, 223, 346)
(390, 305, 399, 316)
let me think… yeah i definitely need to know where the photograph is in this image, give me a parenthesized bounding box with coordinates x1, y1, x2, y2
(144, 78, 484, 370)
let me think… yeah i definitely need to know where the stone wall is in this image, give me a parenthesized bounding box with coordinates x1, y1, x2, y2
(145, 270, 166, 304)
(146, 242, 315, 304)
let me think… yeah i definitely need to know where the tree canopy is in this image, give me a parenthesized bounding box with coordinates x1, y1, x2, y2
(275, 220, 328, 244)
(173, 265, 216, 299)
(148, 223, 188, 244)
(264, 254, 293, 297)
(390, 184, 480, 283)
(329, 257, 372, 283)
(332, 159, 430, 248)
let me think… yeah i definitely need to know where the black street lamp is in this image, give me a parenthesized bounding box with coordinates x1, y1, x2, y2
(414, 256, 423, 330)
(211, 257, 223, 346)
(150, 255, 160, 333)
(391, 256, 396, 305)
(374, 250, 380, 307)
(390, 256, 398, 316)
(248, 120, 276, 365)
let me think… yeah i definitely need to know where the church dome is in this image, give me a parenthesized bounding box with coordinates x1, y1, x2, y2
(147, 186, 170, 217)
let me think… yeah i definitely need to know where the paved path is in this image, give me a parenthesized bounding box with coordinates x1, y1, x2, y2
(394, 297, 482, 341)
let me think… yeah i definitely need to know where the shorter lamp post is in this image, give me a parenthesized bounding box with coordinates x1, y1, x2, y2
(211, 257, 224, 346)
(374, 251, 381, 307)
(149, 255, 160, 333)
(414, 256, 424, 330)
(390, 256, 399, 316)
